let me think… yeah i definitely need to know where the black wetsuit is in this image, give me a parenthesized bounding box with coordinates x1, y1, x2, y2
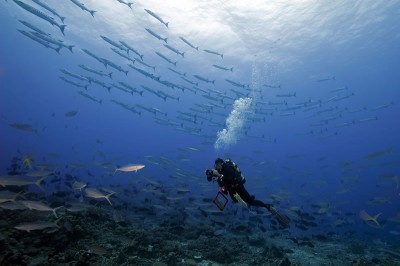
(217, 161, 271, 210)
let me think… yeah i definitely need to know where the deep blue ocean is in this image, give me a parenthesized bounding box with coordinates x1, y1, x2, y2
(0, 1, 399, 265)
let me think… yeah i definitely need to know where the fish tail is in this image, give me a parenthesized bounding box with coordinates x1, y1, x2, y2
(60, 17, 66, 23)
(373, 213, 382, 227)
(230, 67, 233, 72)
(140, 55, 144, 60)
(54, 217, 63, 228)
(128, 3, 133, 9)
(105, 192, 115, 205)
(165, 22, 169, 28)
(68, 45, 74, 53)
(52, 206, 63, 218)
(108, 72, 113, 79)
(35, 176, 48, 190)
(90, 10, 96, 17)
(59, 25, 66, 35)
(195, 46, 199, 51)
(182, 52, 185, 58)
(164, 38, 168, 43)
(84, 84, 89, 90)
(125, 70, 129, 76)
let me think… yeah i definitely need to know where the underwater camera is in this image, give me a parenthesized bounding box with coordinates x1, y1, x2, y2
(205, 169, 214, 181)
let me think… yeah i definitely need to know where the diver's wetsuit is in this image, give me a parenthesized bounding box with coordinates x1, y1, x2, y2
(217, 162, 271, 210)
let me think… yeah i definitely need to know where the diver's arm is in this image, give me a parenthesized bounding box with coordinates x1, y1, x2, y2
(212, 169, 222, 178)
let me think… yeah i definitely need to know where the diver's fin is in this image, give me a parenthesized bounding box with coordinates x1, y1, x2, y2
(269, 206, 290, 228)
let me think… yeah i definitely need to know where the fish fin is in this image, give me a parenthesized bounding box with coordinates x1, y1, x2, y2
(373, 213, 382, 227)
(52, 206, 63, 218)
(60, 25, 66, 35)
(105, 192, 115, 205)
(35, 176, 48, 190)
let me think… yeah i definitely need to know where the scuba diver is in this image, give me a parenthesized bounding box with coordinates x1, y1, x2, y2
(206, 158, 290, 228)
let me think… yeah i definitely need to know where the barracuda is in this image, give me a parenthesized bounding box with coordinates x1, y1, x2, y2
(13, 0, 66, 35)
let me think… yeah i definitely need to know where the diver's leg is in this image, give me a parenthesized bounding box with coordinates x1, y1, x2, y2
(237, 185, 270, 209)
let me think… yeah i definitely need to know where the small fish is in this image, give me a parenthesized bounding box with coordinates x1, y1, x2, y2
(163, 44, 184, 57)
(18, 20, 51, 36)
(115, 164, 145, 173)
(85, 188, 115, 205)
(0, 201, 27, 210)
(145, 28, 167, 43)
(32, 0, 66, 23)
(212, 64, 233, 72)
(14, 220, 60, 232)
(13, 0, 66, 35)
(10, 123, 37, 133)
(179, 36, 198, 50)
(65, 110, 78, 117)
(70, 0, 96, 17)
(0, 175, 47, 189)
(26, 170, 54, 177)
(116, 0, 133, 9)
(72, 181, 87, 191)
(317, 76, 335, 82)
(364, 147, 394, 160)
(144, 9, 169, 28)
(203, 49, 223, 58)
(20, 200, 63, 218)
(359, 210, 382, 228)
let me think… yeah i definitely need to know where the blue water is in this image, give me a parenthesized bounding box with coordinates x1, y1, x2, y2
(1, 0, 400, 263)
